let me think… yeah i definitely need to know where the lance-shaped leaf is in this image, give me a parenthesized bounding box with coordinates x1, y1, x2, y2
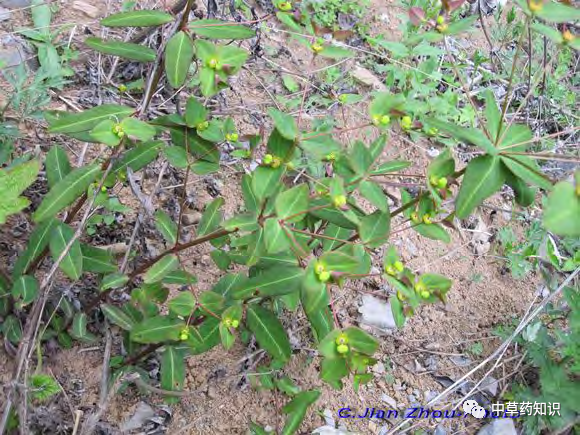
(33, 164, 102, 222)
(500, 155, 553, 191)
(168, 291, 196, 317)
(369, 160, 411, 175)
(11, 275, 39, 307)
(359, 180, 388, 213)
(101, 10, 174, 27)
(197, 197, 224, 236)
(188, 19, 257, 39)
(246, 304, 292, 362)
(275, 184, 309, 222)
(414, 223, 451, 243)
(161, 346, 186, 401)
(49, 224, 83, 280)
(264, 218, 291, 254)
(12, 218, 59, 278)
(0, 159, 39, 198)
(306, 305, 333, 342)
(359, 210, 390, 248)
(70, 313, 97, 342)
(121, 117, 156, 141)
(101, 304, 136, 331)
(130, 316, 184, 343)
(45, 145, 71, 188)
(536, 1, 580, 23)
(47, 105, 134, 134)
(100, 272, 129, 291)
(425, 117, 496, 155)
(268, 109, 297, 141)
(543, 181, 580, 237)
(112, 142, 161, 176)
(232, 266, 303, 300)
(455, 155, 505, 219)
(165, 31, 194, 88)
(81, 244, 117, 274)
(154, 210, 178, 245)
(281, 390, 321, 435)
(143, 254, 179, 283)
(390, 295, 406, 328)
(85, 37, 156, 62)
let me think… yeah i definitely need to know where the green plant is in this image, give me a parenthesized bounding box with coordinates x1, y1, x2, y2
(1, 0, 579, 433)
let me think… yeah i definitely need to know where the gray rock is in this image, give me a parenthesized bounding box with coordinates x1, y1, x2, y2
(434, 425, 447, 435)
(477, 419, 517, 435)
(480, 376, 499, 396)
(182, 212, 202, 226)
(0, 35, 35, 70)
(121, 402, 156, 432)
(0, 6, 10, 21)
(0, 0, 31, 8)
(373, 361, 386, 374)
(359, 294, 398, 330)
(449, 355, 472, 367)
(381, 393, 397, 409)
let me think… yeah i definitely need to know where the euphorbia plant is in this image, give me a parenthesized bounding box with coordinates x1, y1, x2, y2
(1, 0, 579, 432)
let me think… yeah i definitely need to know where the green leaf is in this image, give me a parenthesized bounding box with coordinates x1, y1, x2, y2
(242, 174, 259, 213)
(317, 45, 353, 59)
(427, 148, 455, 178)
(212, 272, 243, 298)
(3, 315, 22, 344)
(143, 254, 179, 283)
(359, 210, 390, 248)
(344, 326, 378, 355)
(320, 251, 359, 273)
(0, 159, 40, 198)
(33, 164, 102, 222)
(500, 155, 553, 191)
(505, 171, 536, 207)
(446, 15, 477, 35)
(199, 67, 217, 97)
(113, 141, 163, 174)
(359, 180, 388, 213)
(12, 218, 59, 277)
(455, 155, 505, 218)
(349, 141, 373, 176)
(85, 37, 156, 62)
(320, 357, 348, 388)
(217, 44, 248, 71)
(164, 145, 189, 168)
(81, 244, 116, 273)
(161, 346, 186, 399)
(421, 273, 452, 292)
(184, 97, 208, 127)
(101, 10, 174, 27)
(45, 145, 71, 188)
(90, 120, 122, 146)
(163, 270, 197, 285)
(390, 296, 405, 328)
(268, 109, 298, 141)
(47, 105, 134, 134)
(275, 376, 301, 396)
(0, 197, 30, 225)
(306, 306, 333, 342)
(165, 31, 195, 88)
(130, 316, 184, 343)
(198, 197, 224, 236)
(100, 272, 129, 291)
(531, 22, 564, 44)
(232, 266, 303, 300)
(425, 117, 496, 154)
(188, 19, 256, 40)
(543, 181, 580, 237)
(264, 218, 291, 254)
(154, 210, 178, 245)
(219, 323, 235, 350)
(414, 223, 451, 243)
(252, 167, 284, 203)
(11, 275, 39, 307)
(101, 304, 136, 330)
(281, 390, 321, 435)
(49, 224, 83, 280)
(223, 213, 259, 232)
(121, 117, 156, 141)
(246, 304, 292, 362)
(168, 291, 196, 316)
(275, 184, 309, 222)
(70, 313, 96, 342)
(536, 1, 580, 23)
(322, 224, 351, 251)
(483, 91, 501, 142)
(182, 318, 221, 354)
(301, 268, 329, 314)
